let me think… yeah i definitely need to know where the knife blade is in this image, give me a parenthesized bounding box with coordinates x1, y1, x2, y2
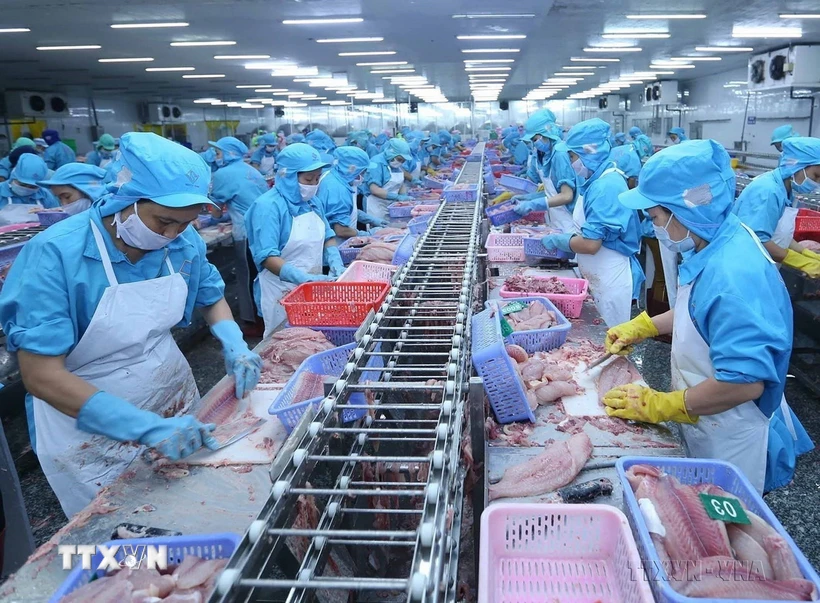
(585, 352, 613, 372)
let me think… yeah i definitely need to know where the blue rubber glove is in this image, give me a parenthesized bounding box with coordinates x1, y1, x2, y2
(324, 246, 345, 279)
(386, 191, 399, 201)
(280, 263, 331, 285)
(396, 194, 413, 202)
(358, 211, 388, 227)
(357, 229, 371, 236)
(541, 232, 574, 253)
(410, 179, 423, 187)
(77, 392, 218, 461)
(210, 320, 262, 399)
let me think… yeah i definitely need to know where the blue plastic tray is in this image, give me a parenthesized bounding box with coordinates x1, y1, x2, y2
(50, 533, 240, 602)
(423, 175, 446, 189)
(387, 201, 417, 219)
(471, 308, 535, 424)
(338, 237, 370, 265)
(617, 456, 820, 603)
(408, 214, 432, 235)
(485, 199, 521, 227)
(392, 233, 418, 266)
(523, 236, 575, 261)
(442, 183, 479, 203)
(485, 296, 571, 354)
(500, 174, 538, 194)
(312, 325, 358, 346)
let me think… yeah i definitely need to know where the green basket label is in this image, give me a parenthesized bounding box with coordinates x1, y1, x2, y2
(699, 493, 751, 524)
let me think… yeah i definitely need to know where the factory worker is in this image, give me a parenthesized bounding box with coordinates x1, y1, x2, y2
(364, 138, 414, 222)
(208, 137, 270, 332)
(732, 137, 820, 278)
(520, 109, 557, 179)
(85, 134, 117, 169)
(451, 131, 466, 152)
(612, 132, 627, 147)
(771, 124, 798, 153)
(306, 129, 337, 156)
(540, 118, 644, 326)
(42, 129, 77, 170)
(667, 127, 687, 145)
(0, 137, 36, 181)
(113, 137, 120, 150)
(286, 133, 305, 145)
(199, 147, 218, 173)
(0, 154, 59, 225)
(437, 130, 453, 158)
(604, 139, 813, 493)
(245, 143, 342, 336)
(250, 133, 278, 176)
(317, 146, 385, 242)
(514, 118, 578, 234)
(0, 132, 262, 516)
(34, 137, 47, 155)
(632, 134, 655, 162)
(628, 126, 643, 141)
(425, 134, 443, 169)
(37, 163, 107, 216)
(374, 132, 389, 152)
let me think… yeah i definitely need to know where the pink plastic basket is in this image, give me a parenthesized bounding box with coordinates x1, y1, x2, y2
(479, 503, 655, 603)
(338, 260, 398, 284)
(499, 276, 589, 318)
(485, 233, 525, 262)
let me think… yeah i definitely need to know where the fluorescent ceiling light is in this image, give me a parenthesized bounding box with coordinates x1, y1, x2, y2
(287, 103, 308, 107)
(570, 57, 619, 62)
(468, 79, 507, 83)
(465, 66, 511, 71)
(194, 98, 220, 103)
(732, 26, 801, 38)
(98, 57, 154, 62)
(322, 100, 348, 105)
(236, 84, 271, 88)
(461, 48, 520, 53)
(339, 51, 396, 56)
(463, 59, 515, 63)
(695, 46, 753, 52)
(0, 28, 30, 33)
(242, 104, 265, 108)
(651, 63, 695, 69)
(780, 14, 820, 18)
(293, 77, 329, 82)
(146, 66, 195, 71)
(270, 91, 294, 95)
(356, 61, 407, 66)
(170, 41, 236, 46)
(584, 46, 642, 52)
(182, 74, 226, 78)
(452, 13, 534, 18)
(602, 32, 669, 39)
(317, 37, 382, 43)
(284, 18, 364, 25)
(370, 68, 414, 73)
(245, 98, 271, 103)
(372, 98, 393, 103)
(36, 45, 101, 50)
(457, 34, 526, 40)
(214, 54, 271, 59)
(559, 69, 595, 74)
(669, 56, 721, 61)
(111, 22, 188, 29)
(244, 61, 297, 70)
(626, 14, 706, 19)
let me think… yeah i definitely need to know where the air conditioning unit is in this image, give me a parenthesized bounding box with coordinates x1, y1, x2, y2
(3, 92, 70, 118)
(598, 95, 622, 111)
(141, 103, 184, 123)
(748, 45, 820, 91)
(642, 81, 679, 106)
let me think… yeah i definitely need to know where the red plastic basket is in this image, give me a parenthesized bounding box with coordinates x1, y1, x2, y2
(281, 282, 390, 326)
(499, 276, 589, 318)
(795, 208, 820, 243)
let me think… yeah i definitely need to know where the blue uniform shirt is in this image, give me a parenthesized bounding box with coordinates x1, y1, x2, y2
(0, 180, 59, 209)
(43, 142, 76, 170)
(316, 169, 357, 228)
(85, 150, 113, 167)
(209, 160, 268, 230)
(549, 151, 577, 212)
(0, 157, 11, 180)
(580, 170, 642, 257)
(364, 153, 397, 193)
(250, 146, 276, 168)
(731, 169, 789, 243)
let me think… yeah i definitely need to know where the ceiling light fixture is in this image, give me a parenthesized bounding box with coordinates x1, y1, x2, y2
(170, 41, 236, 46)
(463, 58, 515, 63)
(271, 67, 319, 76)
(465, 66, 512, 71)
(650, 62, 695, 68)
(570, 57, 620, 62)
(370, 68, 414, 73)
(36, 45, 101, 50)
(339, 51, 396, 56)
(145, 66, 195, 71)
(284, 18, 364, 25)
(214, 54, 271, 59)
(356, 61, 407, 66)
(182, 73, 226, 78)
(626, 14, 706, 19)
(98, 57, 154, 62)
(461, 48, 520, 53)
(732, 26, 802, 38)
(111, 22, 189, 29)
(194, 98, 220, 103)
(322, 100, 348, 105)
(457, 34, 526, 40)
(0, 28, 30, 33)
(452, 13, 535, 18)
(316, 37, 383, 43)
(695, 46, 754, 52)
(236, 84, 271, 88)
(584, 46, 642, 52)
(779, 13, 820, 18)
(602, 32, 670, 39)
(669, 56, 721, 61)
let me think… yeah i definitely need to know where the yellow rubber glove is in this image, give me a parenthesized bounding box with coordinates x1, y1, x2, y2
(490, 191, 513, 206)
(536, 183, 544, 192)
(801, 248, 820, 262)
(783, 249, 820, 278)
(603, 384, 698, 424)
(604, 311, 659, 355)
(425, 167, 437, 176)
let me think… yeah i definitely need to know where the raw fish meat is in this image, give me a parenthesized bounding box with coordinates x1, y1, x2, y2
(766, 534, 805, 581)
(501, 300, 559, 331)
(60, 576, 132, 602)
(504, 344, 528, 363)
(597, 356, 641, 402)
(176, 558, 229, 590)
(531, 380, 579, 404)
(728, 524, 775, 579)
(258, 328, 334, 384)
(799, 240, 820, 252)
(288, 371, 331, 404)
(674, 557, 814, 600)
(503, 275, 570, 295)
(357, 240, 398, 264)
(488, 432, 592, 500)
(196, 379, 239, 424)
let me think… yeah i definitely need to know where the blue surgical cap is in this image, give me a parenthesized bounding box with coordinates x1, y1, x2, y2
(771, 124, 798, 146)
(610, 145, 642, 179)
(99, 132, 215, 216)
(274, 143, 330, 206)
(332, 146, 370, 183)
(385, 138, 412, 162)
(12, 137, 35, 150)
(633, 135, 655, 161)
(209, 136, 248, 165)
(437, 130, 453, 145)
(614, 132, 626, 144)
(426, 134, 441, 149)
(11, 154, 48, 186)
(778, 137, 820, 178)
(619, 139, 735, 241)
(37, 163, 108, 201)
(259, 133, 278, 147)
(565, 118, 613, 173)
(628, 126, 643, 139)
(305, 130, 336, 153)
(347, 130, 369, 149)
(522, 109, 558, 142)
(668, 127, 687, 141)
(286, 133, 305, 145)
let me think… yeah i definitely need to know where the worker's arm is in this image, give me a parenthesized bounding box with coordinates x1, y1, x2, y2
(763, 240, 789, 263)
(333, 223, 359, 239)
(790, 239, 807, 253)
(199, 297, 234, 326)
(569, 236, 603, 255)
(649, 309, 675, 336)
(547, 184, 574, 208)
(17, 351, 97, 418)
(685, 378, 764, 416)
(403, 170, 413, 182)
(263, 256, 286, 276)
(369, 182, 390, 200)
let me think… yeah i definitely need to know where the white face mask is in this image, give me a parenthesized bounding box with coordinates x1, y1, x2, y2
(389, 159, 403, 169)
(62, 197, 91, 216)
(571, 158, 591, 179)
(112, 203, 176, 251)
(299, 182, 319, 202)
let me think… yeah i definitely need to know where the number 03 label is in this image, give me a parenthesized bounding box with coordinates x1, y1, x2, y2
(699, 493, 751, 525)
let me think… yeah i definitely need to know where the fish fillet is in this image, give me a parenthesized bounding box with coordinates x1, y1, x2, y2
(668, 477, 732, 557)
(60, 577, 133, 602)
(488, 432, 592, 500)
(651, 475, 709, 562)
(727, 524, 775, 580)
(597, 356, 641, 402)
(765, 534, 805, 581)
(675, 556, 814, 600)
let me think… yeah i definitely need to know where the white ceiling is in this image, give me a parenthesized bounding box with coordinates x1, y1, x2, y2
(1, 0, 820, 106)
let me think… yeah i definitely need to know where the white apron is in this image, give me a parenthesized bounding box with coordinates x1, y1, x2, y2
(259, 154, 276, 176)
(540, 169, 576, 234)
(366, 169, 404, 223)
(258, 210, 326, 337)
(659, 244, 679, 307)
(335, 188, 360, 246)
(674, 224, 775, 494)
(572, 169, 633, 327)
(0, 200, 42, 226)
(33, 220, 198, 517)
(411, 162, 422, 181)
(99, 157, 112, 169)
(771, 203, 799, 249)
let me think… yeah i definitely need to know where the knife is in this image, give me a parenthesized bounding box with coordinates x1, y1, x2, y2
(585, 352, 613, 372)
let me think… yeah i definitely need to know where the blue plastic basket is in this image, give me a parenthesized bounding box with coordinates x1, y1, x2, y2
(37, 211, 69, 227)
(523, 236, 575, 260)
(466, 154, 482, 163)
(423, 175, 447, 189)
(471, 308, 535, 424)
(312, 325, 358, 346)
(338, 237, 371, 265)
(442, 183, 479, 203)
(485, 199, 520, 227)
(387, 201, 417, 219)
(50, 533, 241, 603)
(485, 296, 571, 354)
(392, 233, 418, 266)
(505, 164, 525, 175)
(269, 342, 383, 432)
(408, 214, 432, 235)
(617, 456, 820, 603)
(500, 174, 538, 194)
